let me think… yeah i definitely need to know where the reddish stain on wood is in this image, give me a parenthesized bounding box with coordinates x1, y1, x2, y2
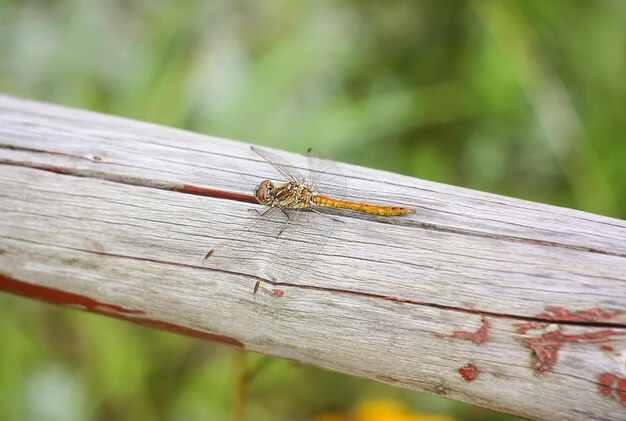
(598, 372, 626, 404)
(172, 185, 257, 204)
(115, 315, 243, 347)
(529, 329, 625, 372)
(601, 345, 614, 352)
(459, 364, 479, 381)
(517, 307, 624, 334)
(270, 289, 284, 298)
(0, 273, 144, 315)
(517, 307, 625, 372)
(525, 331, 560, 372)
(0, 274, 244, 348)
(31, 165, 72, 175)
(452, 317, 490, 345)
(540, 307, 624, 322)
(516, 321, 543, 335)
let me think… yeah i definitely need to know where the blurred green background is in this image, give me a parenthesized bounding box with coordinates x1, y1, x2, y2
(1, 1, 624, 420)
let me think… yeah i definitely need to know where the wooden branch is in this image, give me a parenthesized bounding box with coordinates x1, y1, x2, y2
(1, 95, 625, 420)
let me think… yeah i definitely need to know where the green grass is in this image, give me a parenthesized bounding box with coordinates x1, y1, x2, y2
(1, 1, 624, 420)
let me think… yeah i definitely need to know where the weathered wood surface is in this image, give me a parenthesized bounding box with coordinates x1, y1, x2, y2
(0, 95, 625, 420)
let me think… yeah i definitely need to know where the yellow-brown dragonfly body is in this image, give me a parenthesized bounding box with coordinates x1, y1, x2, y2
(254, 179, 414, 216)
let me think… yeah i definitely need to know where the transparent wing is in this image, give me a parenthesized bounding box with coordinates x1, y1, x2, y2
(202, 206, 284, 278)
(205, 205, 336, 300)
(250, 146, 307, 184)
(255, 206, 338, 300)
(306, 148, 346, 201)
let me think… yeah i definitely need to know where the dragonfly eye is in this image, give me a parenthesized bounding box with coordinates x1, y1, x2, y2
(254, 180, 273, 204)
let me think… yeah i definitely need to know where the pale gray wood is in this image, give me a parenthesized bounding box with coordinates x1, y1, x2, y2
(0, 95, 625, 420)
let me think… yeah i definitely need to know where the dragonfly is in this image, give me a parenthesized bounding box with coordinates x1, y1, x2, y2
(203, 146, 414, 299)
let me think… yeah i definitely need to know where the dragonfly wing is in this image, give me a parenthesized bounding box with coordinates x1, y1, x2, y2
(250, 146, 307, 185)
(203, 206, 284, 278)
(306, 149, 347, 201)
(256, 207, 337, 294)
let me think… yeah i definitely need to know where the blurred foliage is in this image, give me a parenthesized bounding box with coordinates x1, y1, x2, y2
(0, 0, 624, 420)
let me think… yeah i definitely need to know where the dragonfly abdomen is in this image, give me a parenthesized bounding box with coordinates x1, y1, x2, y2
(313, 194, 414, 216)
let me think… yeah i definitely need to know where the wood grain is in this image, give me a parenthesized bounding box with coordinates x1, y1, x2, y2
(0, 95, 625, 420)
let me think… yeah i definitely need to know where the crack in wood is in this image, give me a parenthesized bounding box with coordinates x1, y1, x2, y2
(0, 144, 97, 161)
(3, 234, 626, 330)
(1, 159, 624, 259)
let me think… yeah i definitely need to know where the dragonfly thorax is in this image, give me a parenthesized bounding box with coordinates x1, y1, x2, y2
(253, 179, 314, 209)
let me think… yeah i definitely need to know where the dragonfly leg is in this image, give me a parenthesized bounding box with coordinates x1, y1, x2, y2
(277, 209, 290, 238)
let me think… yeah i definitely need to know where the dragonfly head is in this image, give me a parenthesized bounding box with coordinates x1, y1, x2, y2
(253, 180, 274, 205)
